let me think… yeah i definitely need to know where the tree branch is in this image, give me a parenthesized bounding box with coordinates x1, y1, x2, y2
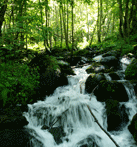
(87, 105, 120, 147)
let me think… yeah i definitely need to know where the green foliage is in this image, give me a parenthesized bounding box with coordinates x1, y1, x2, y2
(47, 55, 60, 71)
(125, 59, 137, 80)
(0, 61, 40, 107)
(101, 81, 116, 93)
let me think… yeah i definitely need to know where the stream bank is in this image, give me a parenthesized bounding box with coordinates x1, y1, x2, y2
(0, 48, 137, 147)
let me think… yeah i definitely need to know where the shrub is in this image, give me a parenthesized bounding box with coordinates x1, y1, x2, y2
(0, 61, 40, 107)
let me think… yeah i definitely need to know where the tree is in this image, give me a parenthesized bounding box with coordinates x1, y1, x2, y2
(0, 0, 8, 45)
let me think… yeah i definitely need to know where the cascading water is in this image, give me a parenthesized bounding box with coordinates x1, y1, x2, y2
(23, 64, 137, 147)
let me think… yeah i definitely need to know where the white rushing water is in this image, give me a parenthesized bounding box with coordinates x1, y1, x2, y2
(24, 65, 137, 147)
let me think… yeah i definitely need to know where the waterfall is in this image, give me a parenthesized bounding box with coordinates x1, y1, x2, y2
(23, 65, 137, 147)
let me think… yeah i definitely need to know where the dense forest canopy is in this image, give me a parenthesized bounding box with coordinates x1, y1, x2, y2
(0, 0, 137, 52)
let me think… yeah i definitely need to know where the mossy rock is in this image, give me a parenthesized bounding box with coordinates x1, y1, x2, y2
(102, 50, 121, 58)
(86, 62, 105, 74)
(85, 73, 106, 93)
(125, 59, 137, 80)
(94, 80, 129, 102)
(100, 56, 119, 69)
(106, 99, 129, 131)
(109, 72, 120, 80)
(128, 113, 137, 143)
(57, 60, 75, 75)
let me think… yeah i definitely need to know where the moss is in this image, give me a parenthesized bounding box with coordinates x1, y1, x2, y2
(0, 61, 40, 107)
(86, 62, 104, 74)
(125, 59, 137, 80)
(85, 73, 106, 93)
(100, 80, 116, 93)
(104, 68, 115, 73)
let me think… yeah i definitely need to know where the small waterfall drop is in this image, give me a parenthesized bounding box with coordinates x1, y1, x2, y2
(23, 64, 137, 147)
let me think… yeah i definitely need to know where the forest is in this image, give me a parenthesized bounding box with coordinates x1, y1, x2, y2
(0, 0, 137, 146)
(0, 0, 137, 109)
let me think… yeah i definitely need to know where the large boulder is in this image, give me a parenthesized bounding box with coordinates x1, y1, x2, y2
(100, 56, 120, 70)
(0, 115, 28, 130)
(0, 106, 30, 147)
(57, 60, 75, 75)
(86, 62, 105, 74)
(105, 99, 129, 131)
(42, 125, 66, 144)
(0, 128, 31, 147)
(85, 73, 106, 93)
(28, 54, 70, 100)
(128, 113, 137, 143)
(102, 50, 121, 58)
(109, 72, 120, 80)
(65, 56, 81, 66)
(94, 81, 129, 102)
(125, 59, 137, 80)
(76, 135, 100, 147)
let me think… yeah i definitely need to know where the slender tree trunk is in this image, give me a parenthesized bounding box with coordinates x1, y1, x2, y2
(112, 13, 115, 33)
(89, 21, 97, 46)
(71, 0, 74, 59)
(0, 0, 8, 45)
(39, 0, 46, 51)
(59, 5, 63, 49)
(87, 4, 89, 41)
(99, 0, 102, 42)
(117, 0, 124, 37)
(61, 0, 68, 49)
(123, 0, 129, 40)
(67, 0, 69, 49)
(45, 0, 49, 48)
(97, 0, 101, 43)
(131, 0, 137, 34)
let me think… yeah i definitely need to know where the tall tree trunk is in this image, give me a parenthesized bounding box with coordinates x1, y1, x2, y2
(97, 0, 101, 43)
(45, 0, 49, 48)
(67, 0, 69, 49)
(131, 0, 137, 34)
(87, 4, 89, 41)
(117, 0, 124, 37)
(99, 0, 102, 42)
(61, 0, 68, 49)
(71, 0, 74, 59)
(89, 21, 97, 46)
(0, 0, 8, 45)
(123, 0, 129, 39)
(39, 0, 46, 51)
(59, 5, 63, 49)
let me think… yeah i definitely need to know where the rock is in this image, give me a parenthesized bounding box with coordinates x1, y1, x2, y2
(49, 126, 66, 144)
(102, 50, 121, 58)
(105, 99, 129, 131)
(0, 128, 31, 147)
(85, 73, 106, 93)
(65, 56, 81, 66)
(94, 80, 129, 102)
(100, 56, 119, 69)
(125, 59, 137, 80)
(39, 67, 68, 97)
(58, 60, 75, 75)
(128, 113, 137, 143)
(76, 135, 100, 147)
(41, 125, 50, 130)
(77, 57, 89, 65)
(28, 55, 69, 100)
(0, 115, 28, 130)
(109, 72, 120, 80)
(86, 62, 105, 74)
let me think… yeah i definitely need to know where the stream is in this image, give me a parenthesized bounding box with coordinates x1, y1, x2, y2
(23, 59, 137, 147)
